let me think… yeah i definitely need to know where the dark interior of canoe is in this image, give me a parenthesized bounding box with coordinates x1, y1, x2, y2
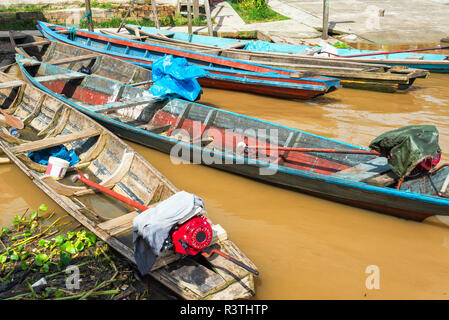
(10, 31, 153, 89)
(0, 71, 257, 299)
(21, 62, 449, 197)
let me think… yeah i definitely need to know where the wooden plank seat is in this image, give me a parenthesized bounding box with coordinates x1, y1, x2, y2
(34, 72, 87, 83)
(22, 54, 99, 67)
(10, 128, 100, 154)
(137, 123, 171, 134)
(0, 80, 25, 89)
(16, 40, 51, 48)
(98, 209, 228, 241)
(331, 157, 392, 183)
(85, 96, 157, 113)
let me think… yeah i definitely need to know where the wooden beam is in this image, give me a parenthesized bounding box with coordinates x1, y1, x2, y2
(86, 96, 156, 113)
(151, 0, 160, 29)
(47, 54, 99, 65)
(11, 128, 100, 154)
(16, 40, 51, 48)
(34, 72, 86, 83)
(138, 123, 171, 134)
(117, 0, 135, 32)
(85, 0, 94, 32)
(186, 0, 192, 35)
(204, 0, 213, 36)
(98, 211, 138, 236)
(322, 0, 329, 40)
(192, 0, 199, 19)
(0, 80, 25, 90)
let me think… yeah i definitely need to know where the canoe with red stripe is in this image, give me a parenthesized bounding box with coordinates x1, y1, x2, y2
(36, 21, 340, 100)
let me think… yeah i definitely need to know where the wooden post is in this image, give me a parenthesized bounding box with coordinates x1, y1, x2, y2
(151, 0, 160, 29)
(85, 0, 94, 32)
(322, 0, 329, 40)
(193, 0, 199, 20)
(117, 0, 135, 32)
(186, 0, 193, 35)
(204, 0, 213, 36)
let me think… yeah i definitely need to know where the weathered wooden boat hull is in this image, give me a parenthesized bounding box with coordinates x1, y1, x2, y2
(0, 69, 257, 300)
(36, 22, 340, 100)
(16, 56, 449, 222)
(128, 25, 449, 73)
(122, 25, 430, 91)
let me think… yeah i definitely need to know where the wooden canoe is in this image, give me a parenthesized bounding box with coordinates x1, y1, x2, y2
(0, 70, 257, 300)
(15, 55, 449, 223)
(36, 21, 341, 100)
(122, 25, 431, 92)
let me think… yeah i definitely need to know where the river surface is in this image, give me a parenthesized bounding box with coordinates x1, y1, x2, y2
(1, 47, 449, 299)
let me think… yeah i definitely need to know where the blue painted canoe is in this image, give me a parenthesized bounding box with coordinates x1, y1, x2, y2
(128, 25, 449, 73)
(36, 21, 340, 100)
(16, 54, 449, 222)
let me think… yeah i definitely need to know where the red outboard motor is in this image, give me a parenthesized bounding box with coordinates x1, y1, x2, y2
(170, 208, 213, 255)
(73, 170, 258, 275)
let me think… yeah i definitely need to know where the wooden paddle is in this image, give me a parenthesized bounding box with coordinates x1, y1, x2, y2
(245, 146, 382, 156)
(330, 45, 449, 59)
(0, 110, 24, 130)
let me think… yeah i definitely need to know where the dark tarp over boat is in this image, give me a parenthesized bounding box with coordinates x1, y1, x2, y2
(369, 125, 441, 178)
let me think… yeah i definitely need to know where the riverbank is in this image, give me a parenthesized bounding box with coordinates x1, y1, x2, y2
(0, 204, 176, 300)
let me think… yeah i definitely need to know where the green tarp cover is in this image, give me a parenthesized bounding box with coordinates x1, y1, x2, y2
(369, 125, 441, 178)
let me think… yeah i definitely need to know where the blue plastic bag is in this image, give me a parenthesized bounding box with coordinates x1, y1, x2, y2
(28, 145, 79, 167)
(150, 55, 208, 101)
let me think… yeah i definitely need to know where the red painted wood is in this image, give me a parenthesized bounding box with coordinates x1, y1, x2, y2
(151, 110, 350, 175)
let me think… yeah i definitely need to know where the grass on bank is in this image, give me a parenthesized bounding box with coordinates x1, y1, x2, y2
(229, 0, 289, 24)
(0, 204, 151, 300)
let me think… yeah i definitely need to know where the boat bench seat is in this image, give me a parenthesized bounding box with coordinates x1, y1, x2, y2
(84, 96, 157, 113)
(137, 123, 171, 134)
(331, 157, 395, 186)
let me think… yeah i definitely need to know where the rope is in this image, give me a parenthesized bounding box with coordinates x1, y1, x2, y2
(81, 11, 92, 24)
(68, 25, 76, 41)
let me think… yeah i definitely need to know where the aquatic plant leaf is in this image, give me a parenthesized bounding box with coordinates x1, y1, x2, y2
(75, 240, 84, 252)
(39, 204, 48, 212)
(35, 253, 49, 266)
(30, 211, 38, 220)
(54, 290, 64, 298)
(39, 239, 46, 247)
(0, 255, 6, 263)
(21, 261, 28, 270)
(60, 242, 76, 255)
(86, 232, 97, 246)
(12, 215, 21, 225)
(40, 263, 50, 273)
(67, 231, 76, 240)
(21, 252, 30, 261)
(60, 251, 72, 266)
(10, 253, 19, 261)
(54, 235, 67, 245)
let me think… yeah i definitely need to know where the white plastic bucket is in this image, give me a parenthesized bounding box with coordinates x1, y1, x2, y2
(46, 156, 70, 180)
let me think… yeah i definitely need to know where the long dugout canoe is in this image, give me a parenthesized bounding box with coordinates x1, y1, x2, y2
(0, 68, 257, 300)
(15, 55, 449, 223)
(123, 25, 431, 92)
(35, 21, 340, 100)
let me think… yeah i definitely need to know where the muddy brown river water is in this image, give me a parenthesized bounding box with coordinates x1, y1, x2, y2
(1, 48, 449, 299)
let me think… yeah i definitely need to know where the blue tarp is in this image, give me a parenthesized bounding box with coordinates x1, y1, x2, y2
(28, 145, 79, 167)
(243, 40, 273, 52)
(150, 55, 208, 101)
